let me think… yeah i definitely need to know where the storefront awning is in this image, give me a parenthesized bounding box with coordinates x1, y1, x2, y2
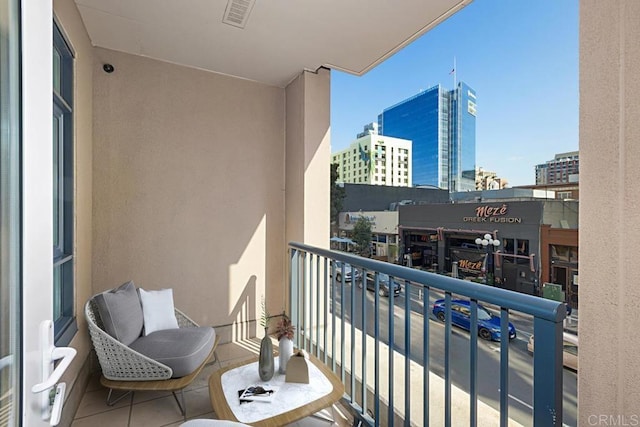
(330, 237, 355, 244)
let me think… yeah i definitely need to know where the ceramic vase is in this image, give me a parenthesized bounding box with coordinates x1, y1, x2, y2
(278, 337, 294, 374)
(258, 327, 274, 381)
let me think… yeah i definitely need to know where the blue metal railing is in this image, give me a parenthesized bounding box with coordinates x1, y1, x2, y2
(288, 242, 564, 426)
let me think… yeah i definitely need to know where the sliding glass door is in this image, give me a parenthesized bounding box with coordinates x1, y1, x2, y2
(0, 0, 22, 424)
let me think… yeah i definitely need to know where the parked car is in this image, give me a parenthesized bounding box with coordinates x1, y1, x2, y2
(527, 332, 578, 371)
(432, 299, 517, 341)
(333, 261, 361, 282)
(359, 272, 401, 297)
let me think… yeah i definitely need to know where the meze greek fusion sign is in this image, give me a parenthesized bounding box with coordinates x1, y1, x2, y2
(463, 204, 522, 224)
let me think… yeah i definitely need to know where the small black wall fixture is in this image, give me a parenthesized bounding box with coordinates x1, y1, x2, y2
(103, 63, 114, 73)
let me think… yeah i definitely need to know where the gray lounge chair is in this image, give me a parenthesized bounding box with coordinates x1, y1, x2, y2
(85, 282, 219, 418)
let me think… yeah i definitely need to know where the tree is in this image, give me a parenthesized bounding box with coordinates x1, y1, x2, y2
(330, 163, 345, 224)
(352, 216, 372, 257)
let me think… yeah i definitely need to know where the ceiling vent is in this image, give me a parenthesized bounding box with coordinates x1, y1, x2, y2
(222, 0, 256, 29)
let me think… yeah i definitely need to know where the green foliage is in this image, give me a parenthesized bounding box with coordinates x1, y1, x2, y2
(330, 163, 345, 224)
(260, 296, 271, 329)
(352, 216, 372, 257)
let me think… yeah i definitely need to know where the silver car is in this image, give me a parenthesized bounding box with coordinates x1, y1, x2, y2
(333, 261, 362, 282)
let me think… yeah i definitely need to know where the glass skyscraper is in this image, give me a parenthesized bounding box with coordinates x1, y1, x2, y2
(378, 82, 476, 191)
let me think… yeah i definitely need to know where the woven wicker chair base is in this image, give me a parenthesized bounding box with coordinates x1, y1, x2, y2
(101, 335, 220, 418)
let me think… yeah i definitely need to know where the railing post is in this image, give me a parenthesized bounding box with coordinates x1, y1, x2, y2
(444, 293, 452, 427)
(350, 265, 356, 404)
(423, 284, 430, 427)
(302, 252, 308, 351)
(533, 316, 564, 426)
(374, 275, 381, 425)
(469, 299, 478, 427)
(499, 308, 510, 427)
(315, 255, 321, 358)
(404, 278, 411, 427)
(290, 249, 300, 348)
(388, 275, 395, 427)
(323, 257, 328, 365)
(361, 268, 367, 417)
(305, 254, 316, 354)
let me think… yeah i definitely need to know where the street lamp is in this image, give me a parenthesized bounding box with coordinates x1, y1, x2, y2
(475, 233, 500, 285)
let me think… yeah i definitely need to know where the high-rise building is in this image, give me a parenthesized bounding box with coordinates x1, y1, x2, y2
(332, 123, 412, 187)
(535, 151, 579, 184)
(378, 82, 477, 191)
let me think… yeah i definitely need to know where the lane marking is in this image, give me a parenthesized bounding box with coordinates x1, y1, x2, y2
(508, 393, 533, 410)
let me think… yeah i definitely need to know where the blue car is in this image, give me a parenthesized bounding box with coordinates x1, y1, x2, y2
(432, 299, 517, 341)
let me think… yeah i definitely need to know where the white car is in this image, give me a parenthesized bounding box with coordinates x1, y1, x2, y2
(527, 332, 578, 371)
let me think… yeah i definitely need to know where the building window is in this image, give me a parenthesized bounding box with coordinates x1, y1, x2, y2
(551, 245, 578, 263)
(516, 239, 529, 256)
(558, 191, 572, 199)
(502, 238, 514, 254)
(53, 23, 77, 345)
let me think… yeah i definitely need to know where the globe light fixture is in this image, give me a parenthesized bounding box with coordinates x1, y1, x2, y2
(475, 233, 501, 285)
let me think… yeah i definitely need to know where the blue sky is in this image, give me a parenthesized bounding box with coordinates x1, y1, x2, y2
(330, 0, 578, 187)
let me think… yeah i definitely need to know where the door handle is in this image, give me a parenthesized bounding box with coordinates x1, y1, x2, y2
(31, 346, 76, 393)
(31, 320, 76, 425)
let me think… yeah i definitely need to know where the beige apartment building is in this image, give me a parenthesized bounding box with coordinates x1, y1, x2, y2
(332, 123, 412, 187)
(475, 166, 509, 190)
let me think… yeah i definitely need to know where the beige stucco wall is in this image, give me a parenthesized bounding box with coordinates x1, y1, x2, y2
(53, 0, 94, 399)
(579, 0, 640, 422)
(284, 68, 330, 319)
(284, 68, 331, 249)
(91, 48, 286, 335)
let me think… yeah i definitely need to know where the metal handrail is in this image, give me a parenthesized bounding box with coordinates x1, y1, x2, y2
(288, 241, 564, 427)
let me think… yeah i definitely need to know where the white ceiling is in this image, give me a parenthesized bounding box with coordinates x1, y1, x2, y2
(74, 0, 472, 88)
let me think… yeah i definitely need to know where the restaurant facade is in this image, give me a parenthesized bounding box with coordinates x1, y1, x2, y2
(338, 211, 400, 262)
(399, 200, 579, 302)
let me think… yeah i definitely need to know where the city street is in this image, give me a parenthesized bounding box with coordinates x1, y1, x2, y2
(331, 280, 578, 426)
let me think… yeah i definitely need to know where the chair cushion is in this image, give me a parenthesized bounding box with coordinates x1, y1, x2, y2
(138, 288, 179, 335)
(129, 326, 215, 378)
(94, 281, 144, 346)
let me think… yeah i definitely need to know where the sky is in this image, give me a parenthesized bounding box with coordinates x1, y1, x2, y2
(330, 0, 578, 187)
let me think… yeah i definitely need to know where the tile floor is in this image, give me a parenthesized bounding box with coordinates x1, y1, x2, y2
(71, 339, 353, 427)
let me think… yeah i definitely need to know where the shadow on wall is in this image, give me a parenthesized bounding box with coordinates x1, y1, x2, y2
(230, 275, 258, 342)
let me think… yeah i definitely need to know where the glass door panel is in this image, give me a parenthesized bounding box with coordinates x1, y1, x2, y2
(0, 0, 22, 424)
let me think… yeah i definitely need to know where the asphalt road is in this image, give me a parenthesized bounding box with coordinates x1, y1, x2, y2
(330, 280, 578, 427)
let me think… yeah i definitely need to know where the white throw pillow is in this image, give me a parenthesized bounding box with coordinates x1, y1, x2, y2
(138, 288, 179, 335)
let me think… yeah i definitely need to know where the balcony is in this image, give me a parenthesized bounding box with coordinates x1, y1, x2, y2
(71, 242, 564, 426)
(5, 1, 636, 424)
